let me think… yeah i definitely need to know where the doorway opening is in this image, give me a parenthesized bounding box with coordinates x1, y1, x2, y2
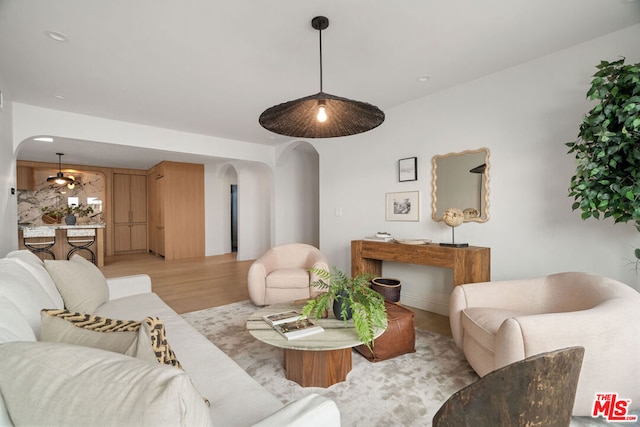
(230, 184, 238, 253)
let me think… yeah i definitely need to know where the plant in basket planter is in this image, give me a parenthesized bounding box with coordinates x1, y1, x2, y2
(72, 204, 94, 223)
(301, 267, 387, 351)
(40, 206, 64, 224)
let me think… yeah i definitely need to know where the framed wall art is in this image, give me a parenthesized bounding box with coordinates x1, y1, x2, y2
(386, 191, 420, 221)
(398, 157, 417, 182)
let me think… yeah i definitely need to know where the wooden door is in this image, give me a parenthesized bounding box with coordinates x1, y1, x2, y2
(130, 175, 147, 223)
(113, 173, 147, 253)
(113, 174, 131, 224)
(147, 170, 157, 253)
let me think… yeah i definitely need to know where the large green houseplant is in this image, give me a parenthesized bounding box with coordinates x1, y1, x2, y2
(566, 58, 640, 267)
(301, 267, 387, 351)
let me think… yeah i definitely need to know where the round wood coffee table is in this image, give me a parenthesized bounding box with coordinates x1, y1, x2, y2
(247, 302, 383, 388)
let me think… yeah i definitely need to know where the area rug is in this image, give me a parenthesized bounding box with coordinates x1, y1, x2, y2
(182, 301, 628, 427)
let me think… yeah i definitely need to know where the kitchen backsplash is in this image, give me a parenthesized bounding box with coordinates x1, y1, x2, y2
(18, 170, 105, 224)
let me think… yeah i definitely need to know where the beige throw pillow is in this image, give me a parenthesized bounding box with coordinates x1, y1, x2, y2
(44, 255, 109, 313)
(41, 309, 182, 369)
(0, 341, 212, 427)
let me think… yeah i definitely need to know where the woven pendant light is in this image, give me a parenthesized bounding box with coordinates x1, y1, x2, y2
(259, 16, 385, 138)
(46, 153, 74, 185)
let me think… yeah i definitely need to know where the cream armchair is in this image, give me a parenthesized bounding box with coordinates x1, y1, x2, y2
(248, 244, 329, 306)
(449, 272, 640, 416)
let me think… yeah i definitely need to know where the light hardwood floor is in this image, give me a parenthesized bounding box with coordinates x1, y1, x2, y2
(100, 252, 452, 337)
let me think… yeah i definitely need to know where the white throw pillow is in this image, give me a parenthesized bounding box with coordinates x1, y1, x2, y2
(45, 255, 109, 313)
(0, 259, 59, 338)
(0, 341, 212, 427)
(7, 250, 64, 308)
(0, 297, 36, 344)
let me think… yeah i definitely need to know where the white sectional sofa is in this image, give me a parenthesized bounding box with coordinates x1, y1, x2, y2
(0, 250, 340, 426)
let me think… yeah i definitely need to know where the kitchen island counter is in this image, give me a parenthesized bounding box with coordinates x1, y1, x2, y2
(18, 224, 105, 266)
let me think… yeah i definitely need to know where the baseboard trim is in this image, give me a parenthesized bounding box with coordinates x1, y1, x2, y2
(400, 291, 449, 316)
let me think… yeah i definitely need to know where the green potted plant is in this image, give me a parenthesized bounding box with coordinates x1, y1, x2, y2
(72, 204, 94, 223)
(301, 267, 387, 351)
(61, 205, 77, 225)
(566, 58, 640, 268)
(40, 206, 64, 224)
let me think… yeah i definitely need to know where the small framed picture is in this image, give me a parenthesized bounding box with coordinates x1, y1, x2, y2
(386, 191, 420, 221)
(398, 157, 417, 182)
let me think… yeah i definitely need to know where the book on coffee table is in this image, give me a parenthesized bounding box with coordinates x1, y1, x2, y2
(273, 318, 324, 340)
(262, 310, 304, 326)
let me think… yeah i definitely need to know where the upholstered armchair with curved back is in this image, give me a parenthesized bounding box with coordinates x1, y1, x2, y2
(248, 244, 329, 306)
(449, 272, 640, 416)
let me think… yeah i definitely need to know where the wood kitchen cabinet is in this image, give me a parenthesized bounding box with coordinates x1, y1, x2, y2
(113, 173, 147, 253)
(147, 161, 204, 260)
(16, 166, 35, 191)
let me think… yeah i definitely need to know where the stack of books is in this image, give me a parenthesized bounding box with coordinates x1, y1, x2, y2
(263, 310, 324, 340)
(363, 232, 393, 242)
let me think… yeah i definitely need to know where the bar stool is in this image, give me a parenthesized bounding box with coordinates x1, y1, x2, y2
(22, 227, 56, 260)
(66, 228, 96, 264)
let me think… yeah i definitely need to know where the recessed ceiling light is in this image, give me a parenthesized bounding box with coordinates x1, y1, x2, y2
(417, 75, 431, 82)
(45, 31, 68, 42)
(33, 137, 54, 142)
(54, 93, 66, 99)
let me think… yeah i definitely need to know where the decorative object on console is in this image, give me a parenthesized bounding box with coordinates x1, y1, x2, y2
(393, 238, 432, 245)
(566, 58, 640, 269)
(399, 157, 417, 182)
(440, 208, 468, 248)
(363, 231, 394, 242)
(385, 191, 420, 221)
(46, 153, 74, 185)
(301, 267, 387, 351)
(259, 16, 384, 138)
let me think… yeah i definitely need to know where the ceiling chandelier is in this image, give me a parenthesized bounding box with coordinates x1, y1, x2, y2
(46, 153, 74, 185)
(259, 16, 385, 139)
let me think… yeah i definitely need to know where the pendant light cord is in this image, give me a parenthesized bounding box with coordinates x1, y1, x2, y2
(318, 26, 323, 93)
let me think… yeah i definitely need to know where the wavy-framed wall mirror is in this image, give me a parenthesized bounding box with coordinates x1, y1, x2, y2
(431, 148, 490, 223)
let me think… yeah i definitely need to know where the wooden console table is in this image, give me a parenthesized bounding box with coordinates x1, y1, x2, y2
(351, 240, 490, 286)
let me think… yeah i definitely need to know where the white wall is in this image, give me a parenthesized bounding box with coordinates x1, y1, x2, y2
(12, 104, 275, 166)
(236, 162, 273, 260)
(0, 82, 16, 257)
(1, 100, 320, 260)
(315, 24, 640, 314)
(205, 163, 234, 256)
(8, 104, 281, 260)
(274, 141, 320, 247)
